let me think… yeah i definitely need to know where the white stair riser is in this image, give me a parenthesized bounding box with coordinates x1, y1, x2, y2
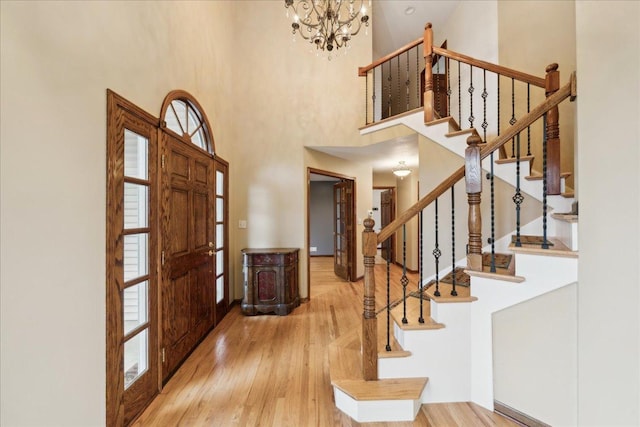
(333, 388, 422, 422)
(555, 220, 578, 251)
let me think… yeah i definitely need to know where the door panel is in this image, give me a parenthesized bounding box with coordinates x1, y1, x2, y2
(333, 180, 354, 281)
(161, 134, 216, 380)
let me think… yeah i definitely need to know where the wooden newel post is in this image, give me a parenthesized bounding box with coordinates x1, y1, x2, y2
(423, 22, 434, 123)
(545, 63, 561, 195)
(465, 134, 483, 271)
(362, 216, 378, 381)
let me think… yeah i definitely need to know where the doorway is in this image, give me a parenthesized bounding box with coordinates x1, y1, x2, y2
(307, 169, 356, 297)
(106, 90, 230, 426)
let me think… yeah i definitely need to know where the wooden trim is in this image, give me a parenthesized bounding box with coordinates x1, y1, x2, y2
(159, 89, 217, 154)
(106, 90, 160, 426)
(306, 168, 358, 298)
(358, 37, 423, 76)
(433, 47, 546, 88)
(494, 401, 552, 427)
(377, 79, 573, 244)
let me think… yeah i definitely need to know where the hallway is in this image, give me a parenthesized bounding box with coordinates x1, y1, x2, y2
(132, 257, 517, 426)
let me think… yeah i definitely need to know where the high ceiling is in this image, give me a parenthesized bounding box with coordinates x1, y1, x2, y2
(311, 1, 459, 176)
(372, 1, 459, 58)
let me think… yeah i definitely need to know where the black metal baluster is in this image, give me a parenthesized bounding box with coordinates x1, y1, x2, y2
(365, 70, 369, 125)
(527, 83, 531, 156)
(387, 61, 392, 118)
(406, 51, 410, 112)
(446, 58, 451, 117)
(416, 46, 420, 107)
(372, 67, 376, 124)
(489, 151, 496, 272)
(481, 69, 488, 143)
(397, 55, 401, 115)
(458, 61, 461, 127)
(433, 198, 441, 297)
(542, 114, 550, 249)
(468, 64, 474, 128)
(510, 78, 517, 157)
(418, 209, 425, 323)
(385, 237, 391, 351)
(401, 224, 409, 324)
(435, 55, 441, 117)
(497, 74, 501, 137)
(451, 186, 457, 297)
(513, 133, 523, 247)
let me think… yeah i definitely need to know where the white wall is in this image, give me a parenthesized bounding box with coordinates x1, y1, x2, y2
(575, 2, 640, 425)
(493, 283, 578, 425)
(0, 1, 221, 425)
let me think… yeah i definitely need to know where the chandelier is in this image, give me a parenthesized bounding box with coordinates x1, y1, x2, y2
(393, 161, 411, 179)
(284, 0, 371, 53)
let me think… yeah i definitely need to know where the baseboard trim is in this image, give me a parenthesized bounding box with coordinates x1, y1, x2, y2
(494, 401, 550, 427)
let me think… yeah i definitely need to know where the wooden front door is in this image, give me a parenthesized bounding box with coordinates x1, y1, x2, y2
(380, 189, 395, 262)
(333, 180, 354, 281)
(161, 133, 216, 380)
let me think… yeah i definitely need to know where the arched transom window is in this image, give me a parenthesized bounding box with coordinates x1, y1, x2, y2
(160, 90, 215, 154)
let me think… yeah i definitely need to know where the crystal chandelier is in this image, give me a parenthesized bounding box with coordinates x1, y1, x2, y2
(284, 0, 370, 53)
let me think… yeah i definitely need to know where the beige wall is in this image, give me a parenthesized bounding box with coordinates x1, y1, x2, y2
(395, 172, 419, 271)
(575, 2, 639, 425)
(498, 1, 577, 190)
(229, 1, 372, 301)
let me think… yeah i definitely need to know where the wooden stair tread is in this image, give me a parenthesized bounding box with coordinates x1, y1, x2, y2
(445, 128, 480, 138)
(561, 191, 575, 198)
(332, 377, 429, 401)
(525, 171, 571, 181)
(495, 155, 535, 165)
(551, 213, 578, 223)
(424, 282, 477, 303)
(426, 116, 461, 131)
(389, 295, 445, 330)
(509, 238, 578, 258)
(466, 269, 525, 283)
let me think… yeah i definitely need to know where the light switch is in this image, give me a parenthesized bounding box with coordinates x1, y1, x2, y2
(238, 220, 247, 229)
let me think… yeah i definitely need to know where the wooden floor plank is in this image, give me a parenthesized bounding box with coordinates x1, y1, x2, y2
(132, 256, 518, 427)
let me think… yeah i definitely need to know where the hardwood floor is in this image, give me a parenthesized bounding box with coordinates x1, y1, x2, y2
(132, 257, 518, 426)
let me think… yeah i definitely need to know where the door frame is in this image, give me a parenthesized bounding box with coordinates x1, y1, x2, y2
(306, 168, 357, 299)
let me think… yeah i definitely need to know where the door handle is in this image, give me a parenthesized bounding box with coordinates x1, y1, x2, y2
(208, 250, 214, 256)
(209, 242, 214, 248)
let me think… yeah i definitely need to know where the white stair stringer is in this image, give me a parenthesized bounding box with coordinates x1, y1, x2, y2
(469, 252, 578, 410)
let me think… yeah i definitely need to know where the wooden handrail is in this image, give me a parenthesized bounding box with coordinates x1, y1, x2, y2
(433, 46, 546, 88)
(358, 36, 423, 76)
(376, 75, 574, 244)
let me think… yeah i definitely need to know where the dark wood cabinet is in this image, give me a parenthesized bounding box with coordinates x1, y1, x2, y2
(241, 248, 300, 316)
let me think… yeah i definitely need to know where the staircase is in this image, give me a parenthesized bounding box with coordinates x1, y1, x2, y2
(330, 23, 578, 424)
(330, 112, 578, 422)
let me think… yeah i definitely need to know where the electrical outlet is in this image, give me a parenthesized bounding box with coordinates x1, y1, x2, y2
(238, 220, 247, 229)
(310, 247, 317, 252)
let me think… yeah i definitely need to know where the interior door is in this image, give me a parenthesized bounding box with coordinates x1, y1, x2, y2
(380, 189, 394, 262)
(161, 133, 216, 380)
(333, 180, 353, 281)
